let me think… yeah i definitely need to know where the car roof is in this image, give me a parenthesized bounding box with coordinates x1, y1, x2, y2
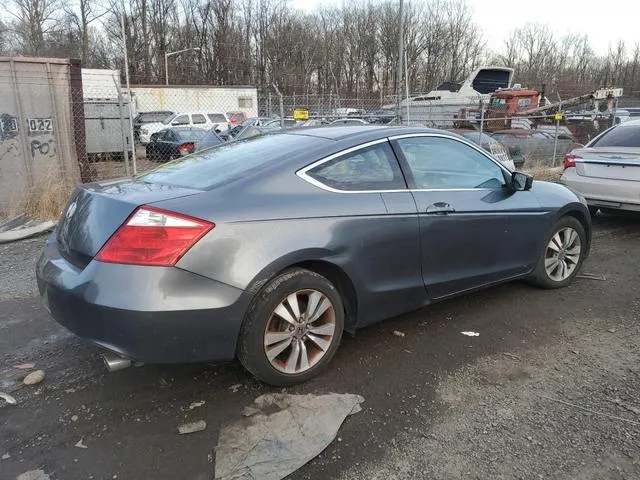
(283, 125, 445, 142)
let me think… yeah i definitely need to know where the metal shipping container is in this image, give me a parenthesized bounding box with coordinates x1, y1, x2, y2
(0, 57, 85, 215)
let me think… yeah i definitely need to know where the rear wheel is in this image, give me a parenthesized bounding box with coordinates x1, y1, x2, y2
(532, 216, 586, 289)
(237, 268, 344, 386)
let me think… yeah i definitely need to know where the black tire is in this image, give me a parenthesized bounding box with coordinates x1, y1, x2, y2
(532, 216, 587, 289)
(588, 206, 599, 217)
(237, 268, 344, 386)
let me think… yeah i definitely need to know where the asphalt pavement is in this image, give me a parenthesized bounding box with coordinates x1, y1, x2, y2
(0, 214, 638, 480)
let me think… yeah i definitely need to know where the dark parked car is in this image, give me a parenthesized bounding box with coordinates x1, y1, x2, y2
(448, 129, 521, 169)
(490, 129, 581, 164)
(364, 109, 396, 124)
(37, 126, 591, 386)
(145, 127, 209, 162)
(133, 111, 174, 142)
(219, 124, 265, 142)
(195, 129, 225, 152)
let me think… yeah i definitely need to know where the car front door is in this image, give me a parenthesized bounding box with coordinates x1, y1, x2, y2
(391, 134, 546, 300)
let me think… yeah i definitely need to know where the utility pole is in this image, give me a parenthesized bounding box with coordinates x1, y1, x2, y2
(396, 0, 404, 124)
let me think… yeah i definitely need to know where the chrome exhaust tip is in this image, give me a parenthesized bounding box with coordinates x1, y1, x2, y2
(102, 352, 132, 372)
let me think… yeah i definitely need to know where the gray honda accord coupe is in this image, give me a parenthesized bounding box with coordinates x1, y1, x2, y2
(36, 126, 591, 385)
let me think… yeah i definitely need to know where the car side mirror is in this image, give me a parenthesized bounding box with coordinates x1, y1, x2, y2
(511, 171, 533, 191)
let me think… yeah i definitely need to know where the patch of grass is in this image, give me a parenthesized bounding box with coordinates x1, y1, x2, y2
(524, 165, 563, 182)
(23, 179, 75, 221)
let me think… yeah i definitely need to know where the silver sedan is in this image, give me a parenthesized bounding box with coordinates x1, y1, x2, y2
(560, 120, 640, 215)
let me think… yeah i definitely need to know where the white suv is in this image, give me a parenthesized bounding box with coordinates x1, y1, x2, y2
(139, 112, 230, 144)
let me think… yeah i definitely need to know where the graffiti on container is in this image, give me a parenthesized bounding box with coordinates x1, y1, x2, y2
(30, 138, 56, 158)
(0, 113, 57, 160)
(26, 117, 57, 159)
(27, 117, 54, 136)
(0, 113, 20, 163)
(0, 113, 19, 141)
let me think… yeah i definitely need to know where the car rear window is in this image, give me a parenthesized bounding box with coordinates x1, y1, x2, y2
(175, 129, 207, 141)
(590, 125, 640, 147)
(197, 132, 224, 151)
(307, 142, 405, 191)
(139, 134, 321, 189)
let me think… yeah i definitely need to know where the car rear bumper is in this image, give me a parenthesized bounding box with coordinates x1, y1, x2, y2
(36, 233, 251, 363)
(560, 168, 640, 211)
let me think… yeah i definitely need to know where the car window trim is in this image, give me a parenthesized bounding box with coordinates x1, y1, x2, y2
(297, 133, 511, 194)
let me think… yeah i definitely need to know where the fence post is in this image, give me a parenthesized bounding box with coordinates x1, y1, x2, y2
(552, 101, 562, 167)
(273, 83, 285, 128)
(478, 96, 484, 144)
(113, 75, 131, 177)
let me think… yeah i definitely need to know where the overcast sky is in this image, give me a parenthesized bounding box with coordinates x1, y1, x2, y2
(291, 0, 638, 56)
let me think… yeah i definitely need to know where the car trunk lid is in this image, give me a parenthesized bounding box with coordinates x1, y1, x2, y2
(573, 147, 640, 181)
(56, 179, 201, 267)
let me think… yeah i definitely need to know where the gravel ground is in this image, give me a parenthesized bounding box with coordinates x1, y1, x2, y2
(339, 315, 640, 480)
(0, 236, 46, 301)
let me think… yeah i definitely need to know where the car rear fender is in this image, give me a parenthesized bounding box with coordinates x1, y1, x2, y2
(556, 204, 592, 258)
(244, 250, 360, 331)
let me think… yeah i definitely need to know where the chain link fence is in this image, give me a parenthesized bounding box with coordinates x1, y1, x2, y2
(0, 58, 628, 221)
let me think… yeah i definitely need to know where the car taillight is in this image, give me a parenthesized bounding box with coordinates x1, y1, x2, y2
(563, 153, 581, 169)
(177, 142, 195, 154)
(95, 207, 214, 266)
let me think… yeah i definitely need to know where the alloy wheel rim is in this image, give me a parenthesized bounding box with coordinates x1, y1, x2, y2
(264, 289, 336, 375)
(545, 227, 581, 282)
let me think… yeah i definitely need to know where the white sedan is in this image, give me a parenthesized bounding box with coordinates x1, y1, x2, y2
(560, 119, 640, 215)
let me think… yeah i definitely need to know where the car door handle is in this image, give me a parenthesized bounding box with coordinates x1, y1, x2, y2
(426, 202, 456, 215)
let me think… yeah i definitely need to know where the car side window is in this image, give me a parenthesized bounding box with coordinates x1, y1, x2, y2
(172, 115, 189, 126)
(396, 136, 506, 190)
(192, 114, 206, 125)
(307, 142, 405, 191)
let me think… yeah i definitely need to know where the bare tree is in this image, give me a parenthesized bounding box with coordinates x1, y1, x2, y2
(5, 0, 62, 55)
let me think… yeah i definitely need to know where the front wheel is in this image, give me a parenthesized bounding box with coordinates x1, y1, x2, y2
(532, 216, 586, 289)
(237, 268, 344, 386)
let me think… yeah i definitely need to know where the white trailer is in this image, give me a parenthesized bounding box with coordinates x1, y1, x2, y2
(130, 86, 258, 118)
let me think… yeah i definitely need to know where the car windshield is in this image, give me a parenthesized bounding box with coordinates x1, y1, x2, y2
(139, 134, 321, 189)
(590, 125, 640, 147)
(139, 112, 172, 123)
(163, 114, 177, 125)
